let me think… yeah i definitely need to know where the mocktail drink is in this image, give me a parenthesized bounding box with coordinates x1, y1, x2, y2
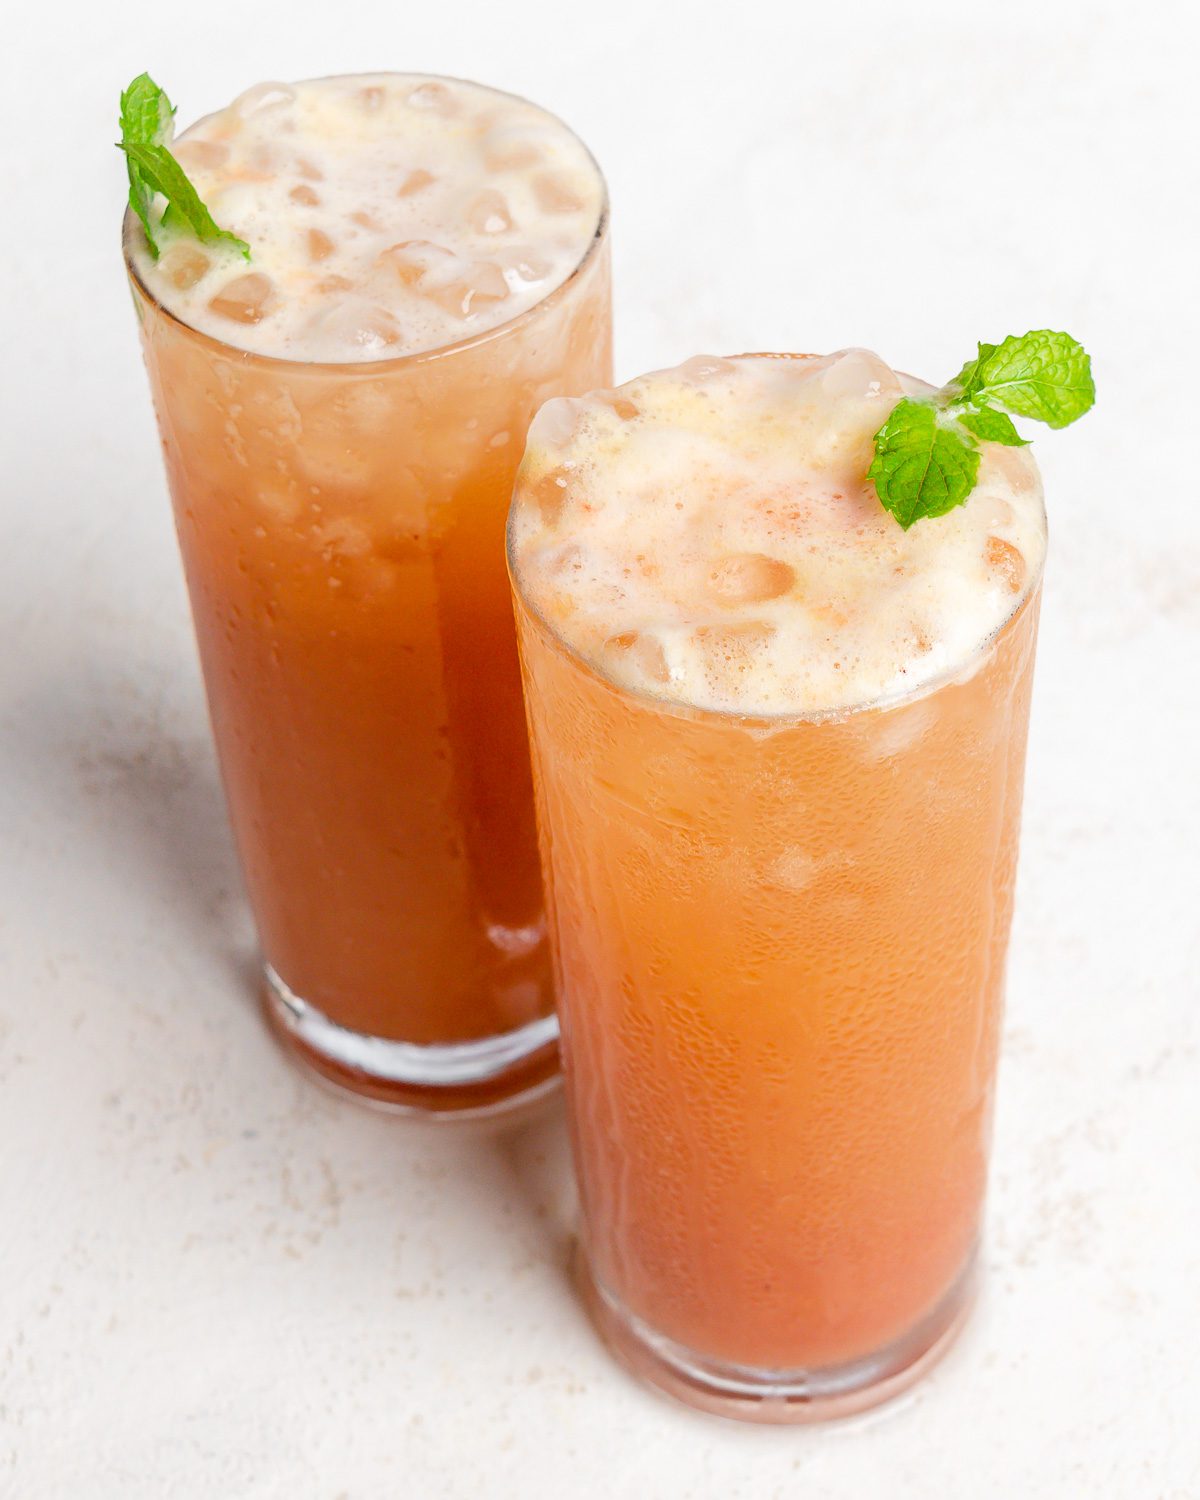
(125, 74, 610, 1113)
(509, 350, 1044, 1415)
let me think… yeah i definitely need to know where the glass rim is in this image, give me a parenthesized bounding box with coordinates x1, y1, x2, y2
(122, 70, 610, 375)
(506, 353, 1048, 730)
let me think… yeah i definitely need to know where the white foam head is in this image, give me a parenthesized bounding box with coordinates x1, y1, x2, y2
(509, 350, 1046, 717)
(127, 74, 605, 361)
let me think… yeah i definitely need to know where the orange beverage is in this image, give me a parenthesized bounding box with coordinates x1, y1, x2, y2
(509, 351, 1045, 1415)
(125, 74, 610, 1113)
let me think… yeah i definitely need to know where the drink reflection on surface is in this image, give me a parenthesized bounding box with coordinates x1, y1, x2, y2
(127, 74, 611, 1113)
(509, 350, 1044, 1415)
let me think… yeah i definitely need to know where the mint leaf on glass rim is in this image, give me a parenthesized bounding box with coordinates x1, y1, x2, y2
(868, 329, 1094, 528)
(866, 399, 980, 530)
(117, 73, 249, 261)
(121, 141, 250, 259)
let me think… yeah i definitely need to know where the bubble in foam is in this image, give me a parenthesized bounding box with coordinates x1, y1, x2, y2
(290, 184, 320, 207)
(307, 228, 335, 262)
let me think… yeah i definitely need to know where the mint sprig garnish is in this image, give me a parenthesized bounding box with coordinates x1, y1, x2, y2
(118, 73, 249, 261)
(868, 330, 1094, 529)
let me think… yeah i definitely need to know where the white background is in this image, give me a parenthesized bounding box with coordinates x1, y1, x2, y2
(2, 0, 1198, 1495)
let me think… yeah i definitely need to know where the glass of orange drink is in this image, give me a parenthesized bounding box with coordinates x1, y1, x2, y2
(125, 74, 610, 1115)
(509, 350, 1045, 1416)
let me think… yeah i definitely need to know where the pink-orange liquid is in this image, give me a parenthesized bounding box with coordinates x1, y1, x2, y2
(514, 588, 1039, 1368)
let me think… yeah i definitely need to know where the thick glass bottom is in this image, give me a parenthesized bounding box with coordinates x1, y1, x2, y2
(262, 965, 560, 1120)
(576, 1242, 978, 1423)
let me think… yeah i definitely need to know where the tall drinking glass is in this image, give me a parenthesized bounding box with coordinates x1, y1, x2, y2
(125, 74, 610, 1115)
(509, 351, 1044, 1416)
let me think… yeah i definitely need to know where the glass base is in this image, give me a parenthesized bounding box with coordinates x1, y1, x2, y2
(262, 965, 560, 1121)
(576, 1243, 978, 1424)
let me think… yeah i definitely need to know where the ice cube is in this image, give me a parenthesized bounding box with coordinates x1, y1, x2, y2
(985, 536, 1026, 594)
(694, 620, 776, 677)
(529, 397, 585, 448)
(421, 260, 509, 319)
(707, 553, 796, 606)
(533, 172, 585, 215)
(482, 130, 544, 171)
(307, 297, 403, 356)
(307, 228, 335, 262)
(677, 356, 740, 385)
(377, 240, 460, 286)
(231, 83, 296, 120)
(397, 169, 435, 197)
(159, 242, 212, 291)
(290, 184, 321, 207)
(208, 273, 276, 325)
(316, 517, 375, 558)
(349, 210, 382, 231)
(406, 81, 457, 114)
(603, 631, 669, 686)
(296, 157, 324, 181)
(529, 466, 573, 526)
(501, 245, 551, 283)
(467, 189, 513, 235)
(816, 348, 906, 406)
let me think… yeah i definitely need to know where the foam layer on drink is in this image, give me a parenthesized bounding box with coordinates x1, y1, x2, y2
(510, 350, 1046, 717)
(127, 74, 604, 361)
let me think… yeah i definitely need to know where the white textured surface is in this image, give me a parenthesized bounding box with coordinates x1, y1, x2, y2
(2, 1, 1198, 1495)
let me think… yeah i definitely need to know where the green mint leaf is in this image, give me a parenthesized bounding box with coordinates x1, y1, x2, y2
(945, 341, 998, 405)
(957, 406, 1029, 447)
(120, 72, 175, 149)
(964, 330, 1095, 429)
(119, 73, 175, 257)
(868, 328, 1093, 526)
(867, 399, 980, 530)
(118, 74, 249, 261)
